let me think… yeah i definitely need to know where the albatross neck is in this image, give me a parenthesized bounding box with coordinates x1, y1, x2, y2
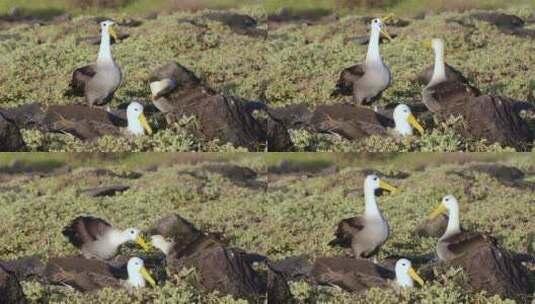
(365, 27, 382, 66)
(364, 187, 382, 218)
(429, 44, 446, 86)
(442, 204, 460, 239)
(97, 29, 114, 65)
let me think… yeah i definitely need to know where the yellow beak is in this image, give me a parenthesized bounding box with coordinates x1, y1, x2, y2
(407, 114, 425, 135)
(382, 13, 395, 22)
(379, 180, 397, 193)
(108, 26, 119, 42)
(428, 203, 448, 220)
(135, 236, 152, 251)
(139, 266, 157, 287)
(422, 40, 433, 49)
(138, 113, 153, 135)
(408, 267, 425, 287)
(380, 28, 393, 41)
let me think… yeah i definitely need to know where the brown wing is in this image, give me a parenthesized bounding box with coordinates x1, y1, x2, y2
(62, 216, 112, 248)
(423, 80, 480, 115)
(416, 63, 471, 86)
(328, 217, 365, 248)
(65, 65, 97, 97)
(44, 256, 121, 292)
(442, 231, 494, 256)
(332, 64, 366, 97)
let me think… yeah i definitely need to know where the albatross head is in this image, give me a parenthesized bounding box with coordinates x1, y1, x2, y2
(428, 195, 458, 220)
(393, 104, 424, 136)
(370, 18, 393, 41)
(127, 257, 156, 288)
(121, 228, 152, 252)
(127, 102, 153, 136)
(100, 20, 118, 41)
(364, 175, 397, 194)
(150, 235, 174, 255)
(395, 258, 425, 288)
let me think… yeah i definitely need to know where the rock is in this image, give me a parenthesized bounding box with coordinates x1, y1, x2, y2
(464, 95, 532, 150)
(268, 8, 336, 30)
(467, 163, 525, 182)
(0, 265, 26, 304)
(0, 256, 46, 281)
(0, 103, 46, 130)
(149, 62, 273, 151)
(435, 239, 531, 302)
(80, 185, 130, 197)
(470, 12, 524, 30)
(266, 262, 294, 304)
(0, 113, 25, 152)
(179, 12, 267, 38)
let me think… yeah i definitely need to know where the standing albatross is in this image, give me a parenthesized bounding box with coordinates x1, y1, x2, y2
(62, 216, 152, 260)
(333, 17, 393, 105)
(65, 20, 122, 106)
(421, 39, 480, 114)
(428, 195, 491, 262)
(328, 175, 397, 258)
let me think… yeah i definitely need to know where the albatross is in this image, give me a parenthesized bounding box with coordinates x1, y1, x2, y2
(44, 256, 156, 292)
(392, 104, 424, 136)
(417, 39, 470, 86)
(62, 216, 152, 260)
(428, 195, 490, 262)
(421, 39, 480, 114)
(328, 175, 397, 259)
(333, 17, 393, 105)
(65, 20, 122, 106)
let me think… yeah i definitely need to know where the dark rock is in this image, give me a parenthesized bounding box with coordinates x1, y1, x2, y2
(467, 163, 525, 182)
(0, 265, 26, 304)
(0, 103, 46, 130)
(464, 95, 532, 150)
(268, 8, 335, 30)
(0, 113, 25, 152)
(266, 261, 294, 304)
(80, 185, 130, 197)
(470, 12, 524, 30)
(0, 256, 45, 281)
(180, 12, 267, 38)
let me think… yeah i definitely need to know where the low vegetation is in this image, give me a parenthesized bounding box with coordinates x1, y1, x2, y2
(0, 153, 533, 303)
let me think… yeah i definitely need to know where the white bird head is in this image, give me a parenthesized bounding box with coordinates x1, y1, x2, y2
(364, 175, 397, 193)
(122, 228, 152, 252)
(371, 18, 393, 41)
(431, 38, 444, 52)
(395, 258, 425, 287)
(127, 257, 156, 288)
(127, 102, 153, 136)
(150, 235, 174, 255)
(100, 20, 118, 41)
(429, 195, 459, 220)
(393, 104, 424, 136)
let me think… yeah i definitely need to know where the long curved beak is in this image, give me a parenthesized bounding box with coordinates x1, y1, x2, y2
(379, 180, 397, 193)
(135, 236, 152, 251)
(428, 203, 447, 220)
(138, 113, 153, 135)
(380, 28, 393, 41)
(139, 266, 157, 287)
(407, 114, 425, 135)
(108, 26, 119, 42)
(408, 267, 425, 287)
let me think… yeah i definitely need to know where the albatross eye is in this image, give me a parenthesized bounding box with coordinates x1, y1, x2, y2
(445, 198, 450, 202)
(373, 177, 378, 181)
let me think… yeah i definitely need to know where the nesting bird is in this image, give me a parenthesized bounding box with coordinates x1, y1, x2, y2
(66, 20, 123, 106)
(394, 258, 425, 288)
(392, 104, 424, 136)
(329, 175, 397, 258)
(44, 256, 156, 292)
(333, 17, 393, 104)
(126, 102, 153, 136)
(428, 195, 489, 262)
(62, 216, 152, 260)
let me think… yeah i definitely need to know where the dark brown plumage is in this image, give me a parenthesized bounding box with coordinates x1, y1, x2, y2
(43, 256, 125, 292)
(328, 217, 364, 248)
(62, 216, 112, 249)
(416, 63, 470, 86)
(438, 231, 494, 262)
(65, 65, 97, 97)
(332, 65, 365, 97)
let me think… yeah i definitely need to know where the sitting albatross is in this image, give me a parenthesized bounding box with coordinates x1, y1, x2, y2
(333, 17, 393, 105)
(65, 20, 122, 106)
(44, 256, 156, 292)
(392, 104, 424, 136)
(62, 216, 152, 260)
(328, 175, 397, 258)
(422, 39, 480, 114)
(428, 195, 490, 262)
(416, 39, 471, 86)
